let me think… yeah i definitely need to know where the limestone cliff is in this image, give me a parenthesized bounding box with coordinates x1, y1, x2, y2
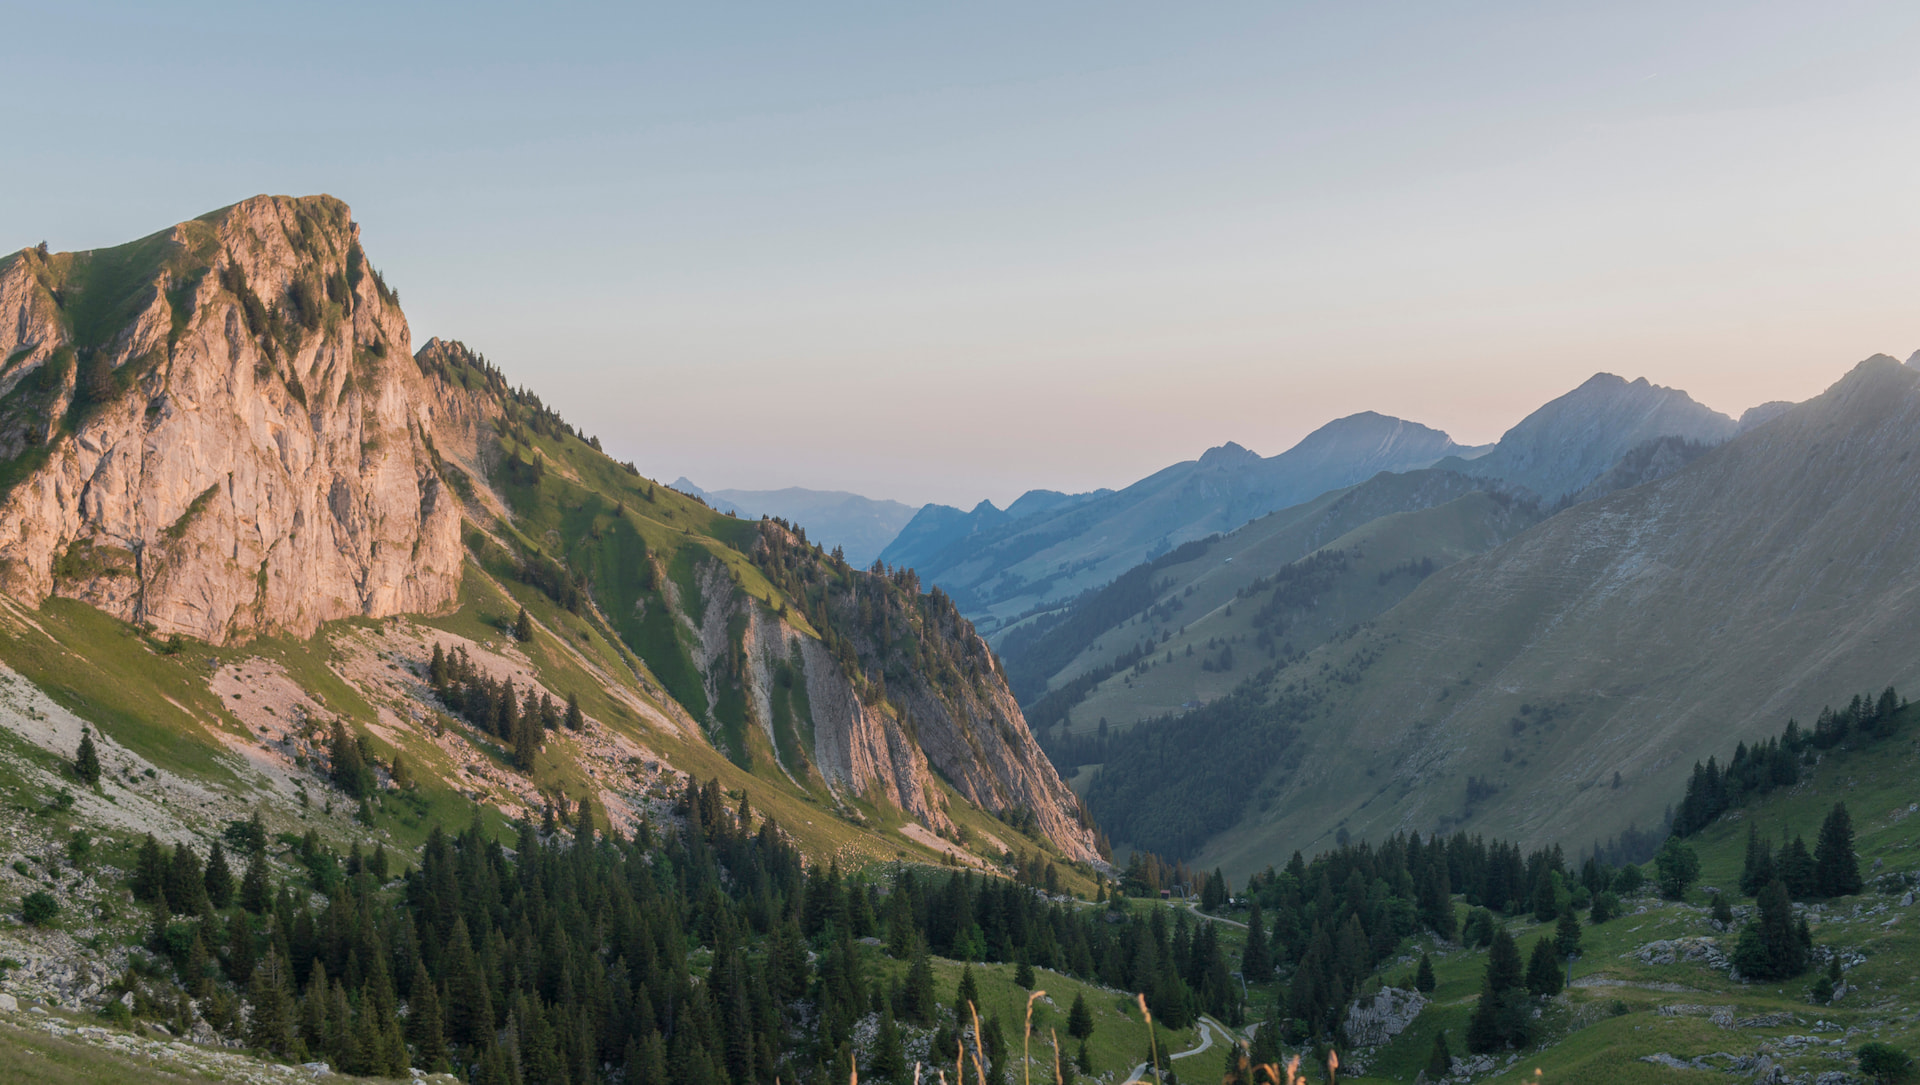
(0, 195, 1099, 864)
(0, 196, 461, 643)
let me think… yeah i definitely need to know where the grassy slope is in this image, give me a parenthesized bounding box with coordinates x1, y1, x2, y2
(1196, 360, 1920, 876)
(1065, 492, 1537, 735)
(0, 430, 1100, 898)
(1317, 712, 1920, 1083)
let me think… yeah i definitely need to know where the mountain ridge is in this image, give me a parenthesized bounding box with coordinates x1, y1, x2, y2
(0, 194, 1098, 865)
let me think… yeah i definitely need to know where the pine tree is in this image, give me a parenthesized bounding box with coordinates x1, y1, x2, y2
(1068, 990, 1094, 1040)
(1466, 928, 1525, 1053)
(441, 918, 493, 1047)
(871, 1006, 907, 1082)
(904, 940, 937, 1027)
(329, 719, 372, 799)
(166, 843, 208, 915)
(626, 1029, 667, 1085)
(1780, 835, 1818, 899)
(74, 728, 101, 786)
(1015, 955, 1035, 989)
(246, 952, 296, 1056)
(225, 912, 256, 985)
(132, 834, 166, 902)
(1526, 936, 1563, 997)
(428, 642, 448, 690)
(240, 843, 271, 914)
(407, 963, 446, 1068)
(1426, 1030, 1453, 1079)
(956, 963, 980, 1013)
(564, 691, 584, 731)
(203, 841, 234, 909)
(1814, 802, 1863, 898)
(513, 606, 533, 642)
(1241, 901, 1272, 980)
(1554, 909, 1582, 960)
(1740, 822, 1774, 897)
(513, 712, 540, 772)
(1711, 891, 1734, 927)
(1414, 953, 1436, 993)
(1733, 878, 1808, 980)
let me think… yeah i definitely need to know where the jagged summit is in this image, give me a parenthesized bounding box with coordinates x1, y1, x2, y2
(0, 194, 460, 643)
(1197, 440, 1260, 467)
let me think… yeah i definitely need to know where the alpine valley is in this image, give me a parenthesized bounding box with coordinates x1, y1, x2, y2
(3, 196, 1920, 1085)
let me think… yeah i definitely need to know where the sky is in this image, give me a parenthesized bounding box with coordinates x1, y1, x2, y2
(7, 2, 1920, 508)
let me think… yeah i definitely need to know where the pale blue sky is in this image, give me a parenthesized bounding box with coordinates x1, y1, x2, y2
(8, 2, 1920, 506)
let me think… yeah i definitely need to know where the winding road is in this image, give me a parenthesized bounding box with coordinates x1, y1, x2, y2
(1119, 1013, 1247, 1083)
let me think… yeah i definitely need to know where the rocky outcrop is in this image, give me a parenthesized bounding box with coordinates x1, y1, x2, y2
(0, 196, 463, 643)
(692, 550, 1098, 859)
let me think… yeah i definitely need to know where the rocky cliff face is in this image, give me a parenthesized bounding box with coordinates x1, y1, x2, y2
(753, 525, 1100, 860)
(0, 196, 462, 643)
(0, 195, 1099, 864)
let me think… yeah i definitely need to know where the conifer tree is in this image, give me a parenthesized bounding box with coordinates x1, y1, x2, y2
(1426, 1030, 1453, 1079)
(1526, 936, 1563, 997)
(406, 963, 446, 1068)
(1779, 835, 1817, 899)
(240, 843, 271, 914)
(513, 606, 533, 642)
(224, 912, 256, 985)
(132, 833, 166, 902)
(564, 691, 584, 730)
(1414, 953, 1436, 993)
(1733, 878, 1808, 980)
(956, 962, 980, 1012)
(1466, 928, 1526, 1053)
(1554, 909, 1582, 960)
(872, 1006, 907, 1082)
(440, 918, 493, 1047)
(246, 951, 296, 1056)
(903, 939, 937, 1026)
(328, 719, 372, 799)
(167, 842, 208, 915)
(1068, 990, 1094, 1040)
(74, 727, 101, 786)
(202, 841, 234, 909)
(1015, 955, 1035, 989)
(1814, 802, 1863, 898)
(1241, 901, 1272, 980)
(1740, 822, 1775, 897)
(513, 711, 540, 772)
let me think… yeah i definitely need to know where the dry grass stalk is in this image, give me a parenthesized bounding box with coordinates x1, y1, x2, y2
(1023, 989, 1046, 1085)
(1049, 1027, 1063, 1085)
(967, 999, 989, 1085)
(1136, 992, 1160, 1085)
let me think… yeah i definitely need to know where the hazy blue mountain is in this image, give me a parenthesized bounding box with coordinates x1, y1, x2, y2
(668, 479, 918, 567)
(881, 411, 1479, 633)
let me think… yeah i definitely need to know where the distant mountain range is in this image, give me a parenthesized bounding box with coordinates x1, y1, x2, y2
(878, 411, 1489, 634)
(668, 479, 918, 567)
(1069, 355, 1920, 874)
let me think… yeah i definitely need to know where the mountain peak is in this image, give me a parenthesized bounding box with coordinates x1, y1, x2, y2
(1197, 440, 1260, 467)
(1463, 372, 1737, 501)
